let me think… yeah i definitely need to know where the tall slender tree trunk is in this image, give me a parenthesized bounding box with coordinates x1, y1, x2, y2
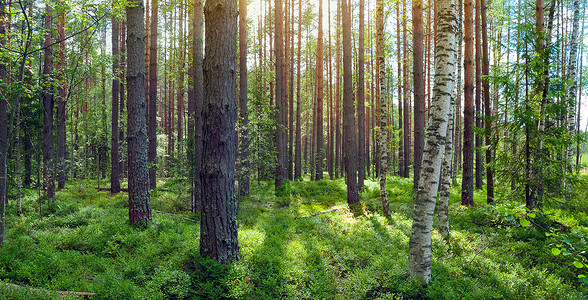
(461, 0, 474, 206)
(315, 0, 324, 181)
(481, 0, 493, 203)
(111, 15, 121, 194)
(200, 0, 240, 263)
(412, 0, 425, 188)
(474, 0, 483, 189)
(148, 0, 158, 189)
(335, 1, 342, 179)
(275, 0, 287, 189)
(177, 0, 185, 154)
(357, 0, 366, 189)
(238, 0, 250, 197)
(192, 0, 204, 212)
(397, 0, 403, 176)
(294, 0, 303, 180)
(565, 0, 581, 164)
(56, 0, 66, 189)
(43, 1, 55, 202)
(328, 0, 334, 180)
(402, 0, 410, 178)
(127, 0, 152, 227)
(409, 0, 457, 281)
(342, 0, 359, 205)
(0, 0, 7, 243)
(376, 0, 390, 217)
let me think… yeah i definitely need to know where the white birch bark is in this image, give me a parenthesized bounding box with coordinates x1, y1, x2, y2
(438, 91, 455, 239)
(566, 0, 581, 164)
(377, 0, 390, 217)
(408, 0, 458, 282)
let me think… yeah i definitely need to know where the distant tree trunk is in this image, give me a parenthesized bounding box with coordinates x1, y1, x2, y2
(357, 0, 366, 190)
(376, 0, 390, 217)
(328, 0, 334, 180)
(481, 0, 493, 203)
(315, 0, 324, 181)
(111, 15, 121, 194)
(402, 0, 410, 178)
(275, 0, 287, 189)
(474, 0, 483, 189)
(335, 1, 342, 179)
(287, 0, 294, 181)
(43, 1, 55, 202)
(193, 0, 204, 212)
(56, 0, 66, 189)
(397, 0, 403, 176)
(127, 0, 152, 227)
(0, 0, 7, 243)
(238, 0, 250, 197)
(409, 0, 457, 281)
(461, 0, 474, 206)
(177, 0, 185, 154)
(412, 0, 425, 189)
(294, 0, 303, 180)
(452, 0, 463, 184)
(200, 0, 240, 263)
(342, 0, 359, 205)
(120, 21, 127, 178)
(148, 0, 158, 189)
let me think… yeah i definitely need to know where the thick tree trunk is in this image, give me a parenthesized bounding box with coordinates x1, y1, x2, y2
(342, 0, 359, 205)
(200, 0, 240, 263)
(43, 2, 55, 202)
(238, 0, 250, 197)
(461, 0, 474, 206)
(438, 84, 456, 239)
(412, 0, 425, 189)
(111, 16, 121, 194)
(409, 0, 457, 281)
(357, 0, 366, 190)
(148, 0, 158, 189)
(376, 0, 390, 217)
(127, 0, 152, 227)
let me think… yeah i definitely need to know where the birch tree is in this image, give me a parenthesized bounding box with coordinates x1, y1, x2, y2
(408, 0, 458, 281)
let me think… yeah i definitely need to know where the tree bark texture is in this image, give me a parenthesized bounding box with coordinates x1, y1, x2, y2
(357, 0, 366, 190)
(193, 0, 204, 212)
(148, 0, 158, 190)
(200, 0, 240, 263)
(461, 0, 474, 206)
(565, 0, 580, 164)
(438, 82, 456, 239)
(56, 0, 67, 189)
(0, 0, 7, 244)
(376, 0, 390, 217)
(294, 0, 302, 180)
(315, 0, 324, 181)
(412, 0, 425, 189)
(342, 0, 359, 205)
(127, 0, 152, 227)
(275, 0, 287, 189)
(474, 0, 483, 189)
(43, 2, 55, 201)
(238, 0, 250, 197)
(481, 0, 493, 203)
(409, 0, 457, 281)
(111, 16, 121, 194)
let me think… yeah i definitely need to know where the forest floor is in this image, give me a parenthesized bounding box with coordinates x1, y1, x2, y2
(0, 174, 587, 299)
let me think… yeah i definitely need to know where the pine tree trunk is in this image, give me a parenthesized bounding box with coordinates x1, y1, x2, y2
(474, 0, 483, 190)
(376, 0, 390, 217)
(481, 0, 493, 203)
(56, 0, 67, 189)
(43, 2, 55, 202)
(461, 0, 474, 206)
(357, 0, 366, 189)
(200, 0, 240, 263)
(111, 15, 121, 194)
(127, 0, 152, 227)
(342, 0, 359, 205)
(294, 0, 303, 180)
(413, 0, 425, 189)
(148, 0, 158, 189)
(177, 0, 185, 154)
(275, 0, 287, 189)
(193, 0, 204, 212)
(335, 1, 342, 179)
(409, 0, 457, 281)
(238, 0, 250, 197)
(315, 0, 324, 181)
(402, 0, 410, 178)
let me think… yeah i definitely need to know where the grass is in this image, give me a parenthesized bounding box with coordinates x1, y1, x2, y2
(0, 174, 587, 299)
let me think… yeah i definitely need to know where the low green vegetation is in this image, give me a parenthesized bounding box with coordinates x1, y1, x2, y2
(0, 175, 587, 299)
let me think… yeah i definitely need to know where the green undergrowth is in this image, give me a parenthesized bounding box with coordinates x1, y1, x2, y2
(0, 175, 586, 299)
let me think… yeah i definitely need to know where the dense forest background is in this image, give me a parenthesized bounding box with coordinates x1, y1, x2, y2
(0, 0, 587, 298)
